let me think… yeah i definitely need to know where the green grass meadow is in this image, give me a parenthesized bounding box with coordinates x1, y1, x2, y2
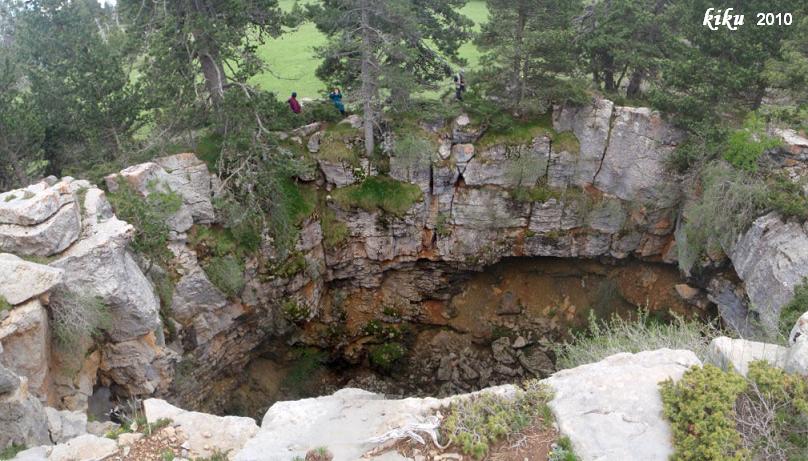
(252, 0, 490, 100)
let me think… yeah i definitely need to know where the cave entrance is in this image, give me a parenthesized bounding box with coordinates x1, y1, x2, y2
(223, 257, 709, 419)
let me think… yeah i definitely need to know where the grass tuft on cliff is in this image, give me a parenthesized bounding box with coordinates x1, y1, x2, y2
(331, 176, 423, 217)
(554, 310, 719, 369)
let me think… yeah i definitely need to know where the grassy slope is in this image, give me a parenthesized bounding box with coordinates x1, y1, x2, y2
(252, 0, 489, 100)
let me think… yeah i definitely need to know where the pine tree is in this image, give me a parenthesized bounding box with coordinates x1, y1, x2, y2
(309, 0, 472, 155)
(12, 0, 142, 174)
(476, 0, 582, 112)
(118, 0, 289, 117)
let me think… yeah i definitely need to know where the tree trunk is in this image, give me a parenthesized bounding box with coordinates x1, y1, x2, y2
(511, 9, 527, 109)
(360, 1, 375, 157)
(602, 52, 616, 92)
(199, 50, 226, 106)
(626, 69, 643, 98)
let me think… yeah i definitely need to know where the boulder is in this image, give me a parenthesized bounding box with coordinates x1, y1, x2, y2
(0, 180, 74, 226)
(707, 337, 789, 376)
(48, 434, 117, 461)
(318, 159, 366, 187)
(789, 310, 808, 344)
(50, 216, 160, 342)
(730, 213, 808, 334)
(144, 398, 258, 460)
(9, 445, 50, 460)
(0, 201, 81, 257)
(786, 313, 808, 375)
(0, 300, 50, 398)
(544, 349, 701, 461)
(0, 254, 64, 305)
(154, 153, 216, 223)
(44, 407, 87, 443)
(99, 332, 176, 397)
(234, 386, 516, 461)
(0, 366, 50, 450)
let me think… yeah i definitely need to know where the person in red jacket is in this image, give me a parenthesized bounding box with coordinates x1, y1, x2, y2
(288, 92, 302, 114)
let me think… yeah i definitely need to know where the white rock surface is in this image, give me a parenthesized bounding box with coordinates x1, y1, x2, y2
(790, 310, 808, 344)
(144, 398, 259, 460)
(47, 434, 117, 461)
(0, 201, 81, 257)
(730, 213, 808, 333)
(44, 407, 87, 443)
(707, 336, 789, 376)
(0, 300, 50, 398)
(544, 349, 701, 461)
(234, 387, 516, 461)
(0, 180, 74, 226)
(0, 253, 64, 305)
(50, 216, 160, 342)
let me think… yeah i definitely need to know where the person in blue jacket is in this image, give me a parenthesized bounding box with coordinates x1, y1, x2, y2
(329, 88, 346, 116)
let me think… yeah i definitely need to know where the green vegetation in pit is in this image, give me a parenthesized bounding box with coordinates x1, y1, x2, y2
(331, 176, 423, 217)
(368, 342, 407, 372)
(281, 298, 311, 323)
(282, 347, 328, 396)
(723, 113, 783, 172)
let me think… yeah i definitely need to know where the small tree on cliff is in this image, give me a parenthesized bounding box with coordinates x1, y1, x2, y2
(309, 0, 472, 156)
(476, 0, 584, 113)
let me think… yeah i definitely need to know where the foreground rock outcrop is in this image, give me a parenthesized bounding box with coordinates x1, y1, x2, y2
(545, 349, 701, 461)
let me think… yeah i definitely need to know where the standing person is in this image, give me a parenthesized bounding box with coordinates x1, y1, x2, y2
(288, 92, 302, 114)
(329, 88, 346, 116)
(453, 69, 466, 101)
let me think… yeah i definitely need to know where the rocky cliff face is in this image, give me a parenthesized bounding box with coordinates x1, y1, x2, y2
(1, 97, 806, 425)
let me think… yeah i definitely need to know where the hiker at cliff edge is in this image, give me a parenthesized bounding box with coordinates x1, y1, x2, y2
(453, 70, 466, 101)
(329, 88, 346, 116)
(288, 92, 302, 114)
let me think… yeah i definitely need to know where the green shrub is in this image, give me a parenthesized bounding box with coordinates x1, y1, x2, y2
(51, 291, 111, 352)
(549, 437, 580, 461)
(766, 174, 808, 221)
(368, 342, 406, 371)
(442, 381, 554, 459)
(678, 161, 768, 274)
(281, 299, 311, 323)
(0, 444, 25, 460)
(723, 113, 781, 172)
(0, 296, 10, 313)
(160, 449, 175, 461)
(662, 362, 808, 461)
(780, 278, 808, 341)
(660, 365, 748, 461)
(554, 310, 719, 370)
(196, 132, 224, 172)
(108, 180, 182, 269)
(332, 176, 423, 217)
(737, 362, 808, 459)
(204, 256, 245, 298)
